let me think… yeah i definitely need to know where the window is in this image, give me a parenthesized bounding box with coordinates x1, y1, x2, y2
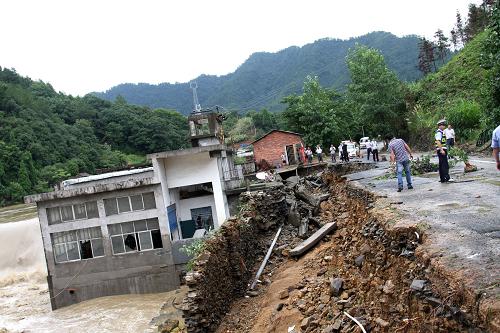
(51, 227, 104, 263)
(104, 192, 156, 216)
(108, 218, 163, 255)
(191, 206, 214, 231)
(46, 201, 99, 225)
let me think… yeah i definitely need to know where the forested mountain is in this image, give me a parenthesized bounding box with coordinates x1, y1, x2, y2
(0, 68, 189, 205)
(94, 31, 441, 114)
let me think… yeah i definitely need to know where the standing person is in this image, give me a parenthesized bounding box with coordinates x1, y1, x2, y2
(306, 147, 313, 164)
(444, 124, 456, 151)
(366, 140, 372, 161)
(299, 146, 306, 164)
(388, 136, 414, 192)
(338, 143, 343, 162)
(492, 124, 500, 171)
(329, 144, 336, 163)
(342, 142, 349, 162)
(371, 139, 379, 162)
(435, 119, 453, 183)
(316, 145, 323, 162)
(281, 153, 287, 165)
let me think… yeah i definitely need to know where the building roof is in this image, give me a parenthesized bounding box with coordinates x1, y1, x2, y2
(147, 144, 231, 159)
(251, 130, 303, 145)
(24, 168, 155, 204)
(62, 167, 153, 187)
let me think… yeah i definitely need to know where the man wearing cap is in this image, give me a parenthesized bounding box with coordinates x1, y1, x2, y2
(435, 119, 453, 182)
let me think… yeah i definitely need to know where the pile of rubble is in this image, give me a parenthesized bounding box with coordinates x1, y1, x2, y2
(180, 172, 335, 333)
(216, 173, 484, 333)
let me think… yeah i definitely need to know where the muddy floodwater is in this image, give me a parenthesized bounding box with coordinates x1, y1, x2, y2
(0, 217, 170, 333)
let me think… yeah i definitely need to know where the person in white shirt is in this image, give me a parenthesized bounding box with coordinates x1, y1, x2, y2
(316, 145, 323, 162)
(371, 140, 379, 162)
(329, 144, 336, 163)
(444, 124, 456, 150)
(366, 139, 372, 160)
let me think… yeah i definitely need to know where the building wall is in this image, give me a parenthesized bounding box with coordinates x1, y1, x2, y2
(36, 183, 179, 309)
(153, 152, 229, 229)
(177, 195, 218, 223)
(253, 131, 303, 165)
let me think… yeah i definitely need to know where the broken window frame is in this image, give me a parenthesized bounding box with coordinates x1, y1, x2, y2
(108, 218, 163, 255)
(51, 227, 105, 264)
(46, 201, 99, 225)
(103, 192, 156, 216)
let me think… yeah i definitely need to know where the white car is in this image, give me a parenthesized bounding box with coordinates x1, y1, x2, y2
(359, 137, 370, 149)
(339, 141, 359, 158)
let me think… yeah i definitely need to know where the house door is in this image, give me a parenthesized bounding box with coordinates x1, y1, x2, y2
(285, 145, 296, 164)
(167, 204, 179, 240)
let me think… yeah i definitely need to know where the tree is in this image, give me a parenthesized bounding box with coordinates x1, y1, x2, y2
(346, 45, 407, 139)
(434, 29, 450, 64)
(418, 38, 433, 75)
(227, 117, 255, 142)
(464, 3, 490, 41)
(455, 11, 466, 48)
(282, 76, 350, 147)
(481, 0, 500, 126)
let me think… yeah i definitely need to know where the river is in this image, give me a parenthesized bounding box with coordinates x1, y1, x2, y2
(0, 217, 174, 333)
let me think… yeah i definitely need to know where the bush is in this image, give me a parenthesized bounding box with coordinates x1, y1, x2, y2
(445, 99, 482, 139)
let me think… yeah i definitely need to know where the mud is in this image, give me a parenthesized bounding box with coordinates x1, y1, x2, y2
(216, 172, 489, 333)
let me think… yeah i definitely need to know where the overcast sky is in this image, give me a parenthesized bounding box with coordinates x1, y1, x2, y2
(1, 0, 481, 96)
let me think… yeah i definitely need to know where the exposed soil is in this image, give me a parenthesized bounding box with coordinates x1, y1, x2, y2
(216, 173, 487, 333)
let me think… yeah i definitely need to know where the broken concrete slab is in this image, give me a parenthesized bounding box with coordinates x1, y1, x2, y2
(290, 222, 337, 257)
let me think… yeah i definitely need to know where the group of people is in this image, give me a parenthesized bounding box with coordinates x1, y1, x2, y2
(365, 139, 380, 162)
(388, 119, 458, 192)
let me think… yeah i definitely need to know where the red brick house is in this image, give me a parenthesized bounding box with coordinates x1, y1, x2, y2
(251, 130, 304, 167)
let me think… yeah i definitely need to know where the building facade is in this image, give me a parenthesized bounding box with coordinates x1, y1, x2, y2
(252, 130, 304, 167)
(25, 144, 244, 309)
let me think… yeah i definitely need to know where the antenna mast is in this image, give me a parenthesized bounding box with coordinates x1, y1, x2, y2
(190, 81, 202, 113)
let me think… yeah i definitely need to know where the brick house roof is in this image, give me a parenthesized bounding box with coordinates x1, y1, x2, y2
(251, 130, 302, 144)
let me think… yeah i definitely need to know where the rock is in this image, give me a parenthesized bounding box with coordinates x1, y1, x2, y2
(410, 279, 427, 291)
(322, 325, 335, 333)
(383, 280, 395, 294)
(320, 292, 331, 303)
(359, 243, 371, 254)
(317, 267, 328, 276)
(340, 291, 349, 300)
(275, 303, 284, 311)
(332, 318, 342, 330)
(354, 255, 365, 267)
(158, 319, 179, 333)
(375, 317, 389, 327)
(285, 176, 300, 185)
(301, 316, 313, 330)
(279, 289, 289, 299)
(330, 278, 344, 297)
(324, 255, 333, 261)
(288, 208, 302, 227)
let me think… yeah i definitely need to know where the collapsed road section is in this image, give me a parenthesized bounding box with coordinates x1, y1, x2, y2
(178, 165, 493, 333)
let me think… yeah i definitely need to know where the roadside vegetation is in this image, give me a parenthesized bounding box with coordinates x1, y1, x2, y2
(1, 1, 497, 206)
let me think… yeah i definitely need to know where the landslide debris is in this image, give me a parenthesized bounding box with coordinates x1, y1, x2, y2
(216, 172, 486, 333)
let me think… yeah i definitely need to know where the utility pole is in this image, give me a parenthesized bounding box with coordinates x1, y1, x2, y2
(190, 81, 202, 113)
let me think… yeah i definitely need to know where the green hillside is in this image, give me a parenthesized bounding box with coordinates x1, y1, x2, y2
(94, 32, 445, 114)
(0, 68, 189, 205)
(408, 30, 498, 147)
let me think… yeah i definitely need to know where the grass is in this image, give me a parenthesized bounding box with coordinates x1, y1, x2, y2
(0, 203, 37, 224)
(124, 153, 147, 165)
